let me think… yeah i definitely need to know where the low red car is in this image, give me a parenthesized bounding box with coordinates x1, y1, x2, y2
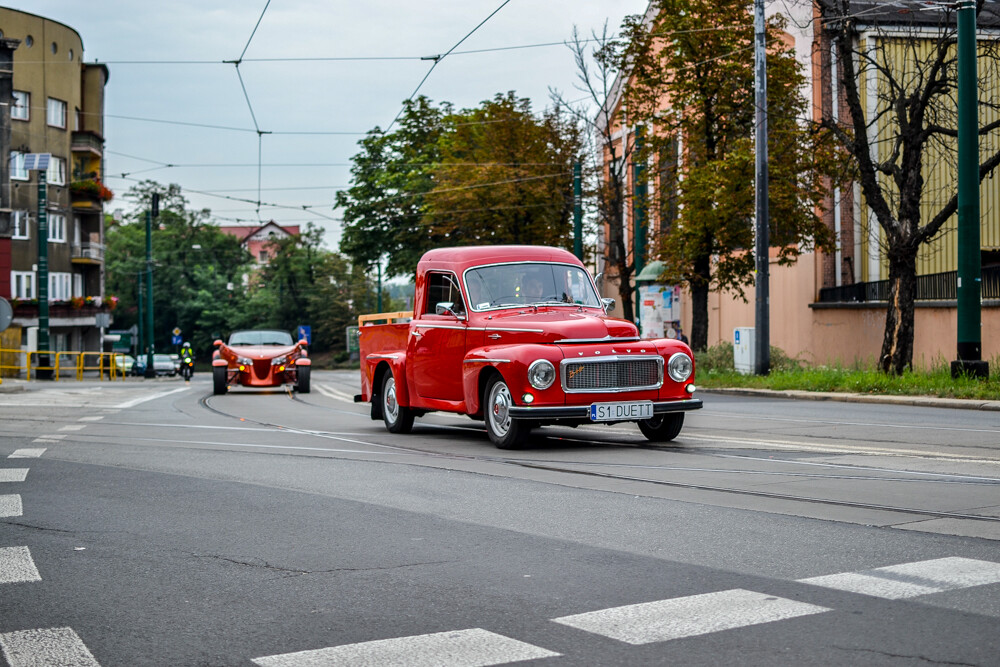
(212, 329, 311, 395)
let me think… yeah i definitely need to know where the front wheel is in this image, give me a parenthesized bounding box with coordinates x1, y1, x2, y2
(296, 365, 311, 393)
(483, 375, 531, 449)
(181, 365, 192, 381)
(638, 413, 684, 442)
(213, 365, 228, 395)
(381, 372, 413, 434)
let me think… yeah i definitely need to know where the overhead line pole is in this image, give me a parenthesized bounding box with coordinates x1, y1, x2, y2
(753, 0, 770, 376)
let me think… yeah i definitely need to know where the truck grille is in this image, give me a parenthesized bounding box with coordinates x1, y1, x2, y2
(560, 356, 663, 393)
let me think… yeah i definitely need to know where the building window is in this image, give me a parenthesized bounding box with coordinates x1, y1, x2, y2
(11, 271, 35, 300)
(49, 272, 72, 301)
(10, 151, 28, 181)
(47, 97, 67, 128)
(258, 250, 269, 263)
(48, 213, 66, 243)
(12, 91, 29, 121)
(47, 157, 66, 186)
(73, 273, 83, 298)
(11, 210, 29, 240)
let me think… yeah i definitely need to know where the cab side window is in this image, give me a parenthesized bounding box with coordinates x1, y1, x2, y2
(424, 272, 466, 316)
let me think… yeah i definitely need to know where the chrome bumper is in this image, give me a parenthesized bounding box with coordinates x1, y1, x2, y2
(508, 398, 703, 419)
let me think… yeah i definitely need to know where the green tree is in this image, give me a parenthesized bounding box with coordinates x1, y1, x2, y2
(425, 92, 582, 247)
(612, 0, 841, 350)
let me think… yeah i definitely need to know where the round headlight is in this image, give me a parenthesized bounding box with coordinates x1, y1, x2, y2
(667, 352, 693, 383)
(527, 359, 556, 390)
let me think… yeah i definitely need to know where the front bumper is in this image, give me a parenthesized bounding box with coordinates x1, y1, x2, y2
(508, 397, 703, 419)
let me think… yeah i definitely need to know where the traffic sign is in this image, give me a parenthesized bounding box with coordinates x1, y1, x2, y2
(172, 327, 182, 336)
(297, 325, 312, 344)
(172, 334, 182, 345)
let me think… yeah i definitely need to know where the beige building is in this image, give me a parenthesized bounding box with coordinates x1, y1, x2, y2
(0, 7, 111, 355)
(599, 1, 1000, 369)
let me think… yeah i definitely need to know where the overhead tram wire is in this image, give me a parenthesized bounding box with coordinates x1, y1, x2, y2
(384, 0, 513, 134)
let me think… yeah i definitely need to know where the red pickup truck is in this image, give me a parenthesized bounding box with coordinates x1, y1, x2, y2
(356, 245, 701, 449)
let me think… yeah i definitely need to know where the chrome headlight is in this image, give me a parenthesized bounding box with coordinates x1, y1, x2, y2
(237, 356, 252, 369)
(667, 352, 693, 383)
(527, 359, 556, 390)
(271, 355, 288, 366)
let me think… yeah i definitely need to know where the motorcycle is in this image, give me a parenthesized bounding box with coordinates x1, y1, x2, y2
(180, 355, 194, 381)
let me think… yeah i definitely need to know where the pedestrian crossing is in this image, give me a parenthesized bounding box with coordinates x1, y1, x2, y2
(252, 556, 1000, 666)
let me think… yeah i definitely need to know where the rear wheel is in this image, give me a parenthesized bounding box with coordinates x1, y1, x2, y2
(483, 375, 531, 449)
(638, 413, 684, 442)
(296, 365, 311, 393)
(213, 366, 228, 395)
(381, 372, 413, 433)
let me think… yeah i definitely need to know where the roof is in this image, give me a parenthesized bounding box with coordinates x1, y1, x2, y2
(218, 221, 299, 244)
(846, 1, 1000, 29)
(417, 245, 583, 273)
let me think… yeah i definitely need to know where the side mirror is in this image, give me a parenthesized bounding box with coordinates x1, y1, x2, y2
(601, 297, 615, 313)
(435, 302, 462, 318)
(299, 339, 309, 347)
(213, 339, 223, 347)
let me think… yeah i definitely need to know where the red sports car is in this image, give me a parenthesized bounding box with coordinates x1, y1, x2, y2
(212, 329, 311, 395)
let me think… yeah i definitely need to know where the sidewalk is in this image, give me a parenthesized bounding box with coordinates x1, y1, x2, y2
(702, 387, 1000, 411)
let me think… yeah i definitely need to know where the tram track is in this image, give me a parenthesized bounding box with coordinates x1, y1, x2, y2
(197, 392, 1000, 525)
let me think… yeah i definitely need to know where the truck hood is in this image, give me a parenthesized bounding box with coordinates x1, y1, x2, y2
(486, 308, 639, 343)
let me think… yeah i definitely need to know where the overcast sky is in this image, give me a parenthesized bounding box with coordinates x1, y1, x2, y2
(15, 0, 650, 249)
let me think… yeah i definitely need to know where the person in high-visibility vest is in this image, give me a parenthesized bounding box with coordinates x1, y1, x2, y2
(180, 341, 195, 381)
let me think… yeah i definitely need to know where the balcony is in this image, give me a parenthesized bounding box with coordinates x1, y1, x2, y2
(816, 266, 1000, 304)
(71, 242, 104, 264)
(71, 131, 104, 157)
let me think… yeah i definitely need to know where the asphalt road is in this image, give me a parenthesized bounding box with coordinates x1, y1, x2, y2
(1, 371, 999, 666)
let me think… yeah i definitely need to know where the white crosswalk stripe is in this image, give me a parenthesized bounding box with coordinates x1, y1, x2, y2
(552, 588, 829, 645)
(0, 627, 101, 667)
(10, 449, 47, 458)
(77, 416, 104, 422)
(0, 546, 42, 584)
(252, 628, 560, 667)
(0, 494, 23, 518)
(314, 383, 357, 403)
(58, 425, 87, 432)
(0, 469, 29, 482)
(797, 557, 1000, 599)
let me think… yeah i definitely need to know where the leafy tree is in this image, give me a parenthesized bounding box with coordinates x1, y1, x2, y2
(611, 0, 841, 351)
(816, 0, 1000, 374)
(337, 97, 450, 278)
(425, 92, 582, 248)
(338, 93, 584, 279)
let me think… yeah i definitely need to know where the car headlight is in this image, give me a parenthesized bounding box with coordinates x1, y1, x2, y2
(667, 352, 693, 383)
(527, 359, 556, 390)
(237, 356, 252, 370)
(271, 355, 288, 366)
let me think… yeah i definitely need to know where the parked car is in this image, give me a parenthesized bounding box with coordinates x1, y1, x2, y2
(152, 354, 177, 376)
(212, 329, 311, 394)
(107, 353, 134, 377)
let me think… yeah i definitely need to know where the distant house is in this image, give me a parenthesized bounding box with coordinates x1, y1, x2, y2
(218, 221, 299, 265)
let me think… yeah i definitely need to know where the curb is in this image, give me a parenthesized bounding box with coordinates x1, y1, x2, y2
(701, 387, 1000, 411)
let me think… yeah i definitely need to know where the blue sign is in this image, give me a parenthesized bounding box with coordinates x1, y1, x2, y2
(171, 334, 183, 345)
(297, 325, 312, 344)
(734, 330, 741, 345)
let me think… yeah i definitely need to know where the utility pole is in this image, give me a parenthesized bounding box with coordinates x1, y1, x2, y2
(573, 162, 583, 260)
(633, 128, 647, 328)
(753, 0, 771, 375)
(25, 155, 52, 378)
(952, 0, 988, 379)
(143, 193, 158, 378)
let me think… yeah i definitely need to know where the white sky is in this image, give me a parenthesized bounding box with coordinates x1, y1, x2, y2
(14, 0, 650, 249)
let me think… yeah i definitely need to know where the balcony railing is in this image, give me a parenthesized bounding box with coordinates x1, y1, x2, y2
(71, 131, 104, 156)
(71, 242, 104, 263)
(817, 265, 1000, 303)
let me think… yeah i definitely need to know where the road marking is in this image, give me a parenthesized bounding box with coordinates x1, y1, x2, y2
(58, 425, 87, 432)
(552, 589, 829, 645)
(77, 416, 104, 422)
(0, 546, 42, 584)
(32, 435, 64, 442)
(0, 627, 100, 666)
(798, 557, 1000, 599)
(10, 449, 46, 458)
(252, 628, 560, 667)
(0, 469, 29, 482)
(314, 383, 356, 403)
(0, 494, 23, 517)
(114, 386, 191, 409)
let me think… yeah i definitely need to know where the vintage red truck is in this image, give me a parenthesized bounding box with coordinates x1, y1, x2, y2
(355, 245, 702, 449)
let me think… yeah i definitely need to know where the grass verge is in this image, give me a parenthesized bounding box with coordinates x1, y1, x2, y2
(694, 342, 1000, 400)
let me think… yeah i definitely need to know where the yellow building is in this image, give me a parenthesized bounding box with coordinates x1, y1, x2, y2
(0, 7, 111, 355)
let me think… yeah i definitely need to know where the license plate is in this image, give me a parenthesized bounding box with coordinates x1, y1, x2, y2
(590, 401, 653, 422)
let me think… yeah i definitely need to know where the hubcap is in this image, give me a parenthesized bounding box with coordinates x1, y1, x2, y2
(384, 379, 398, 423)
(489, 382, 512, 436)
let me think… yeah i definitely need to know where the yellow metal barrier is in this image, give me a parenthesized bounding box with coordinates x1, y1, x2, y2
(358, 311, 412, 326)
(0, 348, 129, 381)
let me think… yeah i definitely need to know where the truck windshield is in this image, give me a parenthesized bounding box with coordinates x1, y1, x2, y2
(464, 262, 602, 311)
